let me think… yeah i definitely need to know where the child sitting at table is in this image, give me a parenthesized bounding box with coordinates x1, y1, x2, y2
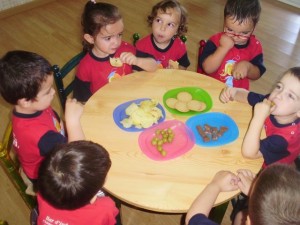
(220, 67, 300, 168)
(185, 163, 300, 225)
(220, 67, 300, 224)
(0, 50, 84, 190)
(73, 1, 157, 103)
(135, 0, 190, 70)
(198, 0, 266, 89)
(37, 140, 120, 225)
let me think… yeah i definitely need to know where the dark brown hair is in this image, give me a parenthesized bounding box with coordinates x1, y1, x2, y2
(147, 0, 188, 37)
(38, 140, 111, 210)
(0, 50, 52, 105)
(224, 0, 261, 26)
(81, 1, 122, 51)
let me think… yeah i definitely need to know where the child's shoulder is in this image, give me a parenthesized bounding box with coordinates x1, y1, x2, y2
(117, 41, 135, 53)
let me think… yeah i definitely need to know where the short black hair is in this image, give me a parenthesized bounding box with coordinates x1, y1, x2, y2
(38, 140, 111, 210)
(0, 50, 52, 104)
(224, 0, 261, 26)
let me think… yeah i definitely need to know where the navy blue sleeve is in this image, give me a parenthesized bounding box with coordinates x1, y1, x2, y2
(250, 54, 266, 76)
(38, 131, 67, 156)
(73, 76, 92, 102)
(198, 40, 217, 72)
(189, 214, 218, 225)
(260, 135, 290, 166)
(247, 92, 269, 106)
(178, 52, 190, 68)
(133, 50, 155, 71)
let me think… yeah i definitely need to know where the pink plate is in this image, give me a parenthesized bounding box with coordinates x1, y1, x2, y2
(138, 120, 195, 161)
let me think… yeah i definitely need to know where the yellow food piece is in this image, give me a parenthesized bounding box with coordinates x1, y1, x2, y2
(121, 100, 163, 128)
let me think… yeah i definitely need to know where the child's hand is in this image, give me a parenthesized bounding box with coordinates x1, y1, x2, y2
(210, 170, 239, 192)
(64, 98, 84, 124)
(120, 52, 137, 65)
(220, 34, 235, 50)
(253, 98, 272, 121)
(236, 169, 256, 195)
(220, 87, 236, 103)
(232, 61, 250, 80)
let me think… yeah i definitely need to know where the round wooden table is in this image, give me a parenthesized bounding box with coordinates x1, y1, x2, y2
(81, 69, 263, 213)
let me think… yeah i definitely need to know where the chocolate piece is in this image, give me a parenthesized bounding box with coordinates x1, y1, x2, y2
(196, 125, 210, 142)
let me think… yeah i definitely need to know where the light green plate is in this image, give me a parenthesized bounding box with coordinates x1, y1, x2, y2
(163, 87, 213, 116)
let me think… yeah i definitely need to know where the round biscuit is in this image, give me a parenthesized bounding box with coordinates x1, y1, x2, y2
(175, 101, 189, 112)
(187, 100, 206, 111)
(166, 98, 178, 109)
(177, 91, 192, 102)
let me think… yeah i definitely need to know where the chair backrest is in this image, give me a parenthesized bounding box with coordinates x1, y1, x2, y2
(52, 51, 86, 111)
(197, 39, 207, 74)
(0, 121, 36, 209)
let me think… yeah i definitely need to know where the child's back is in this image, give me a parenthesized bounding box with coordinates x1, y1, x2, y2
(37, 140, 119, 225)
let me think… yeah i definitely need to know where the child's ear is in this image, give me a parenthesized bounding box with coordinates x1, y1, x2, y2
(18, 98, 31, 108)
(84, 34, 94, 44)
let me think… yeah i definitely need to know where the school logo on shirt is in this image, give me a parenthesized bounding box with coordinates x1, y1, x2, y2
(107, 71, 121, 82)
(220, 59, 235, 87)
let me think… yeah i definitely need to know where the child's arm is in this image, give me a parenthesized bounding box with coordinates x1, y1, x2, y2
(120, 52, 157, 72)
(232, 60, 261, 81)
(242, 98, 272, 159)
(219, 87, 250, 104)
(185, 171, 239, 225)
(202, 34, 234, 74)
(64, 98, 85, 141)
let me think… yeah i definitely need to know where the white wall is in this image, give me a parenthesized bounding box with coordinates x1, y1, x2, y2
(0, 0, 33, 11)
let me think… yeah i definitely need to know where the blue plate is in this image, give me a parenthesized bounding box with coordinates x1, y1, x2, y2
(185, 112, 239, 147)
(113, 98, 166, 132)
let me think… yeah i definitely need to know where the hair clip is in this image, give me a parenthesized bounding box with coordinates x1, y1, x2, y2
(90, 0, 96, 3)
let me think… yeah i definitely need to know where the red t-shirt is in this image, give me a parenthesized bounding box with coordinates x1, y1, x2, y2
(37, 194, 119, 225)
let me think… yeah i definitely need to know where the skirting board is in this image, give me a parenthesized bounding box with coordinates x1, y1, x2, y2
(277, 0, 300, 8)
(0, 0, 55, 19)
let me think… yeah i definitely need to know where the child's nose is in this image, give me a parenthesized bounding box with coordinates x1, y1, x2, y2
(160, 24, 167, 31)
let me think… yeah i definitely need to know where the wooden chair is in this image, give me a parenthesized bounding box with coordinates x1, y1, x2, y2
(197, 39, 207, 74)
(52, 51, 86, 111)
(0, 121, 36, 209)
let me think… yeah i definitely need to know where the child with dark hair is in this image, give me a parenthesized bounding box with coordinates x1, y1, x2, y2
(37, 140, 119, 225)
(198, 0, 265, 89)
(185, 164, 300, 225)
(0, 50, 84, 186)
(136, 0, 190, 69)
(73, 1, 157, 103)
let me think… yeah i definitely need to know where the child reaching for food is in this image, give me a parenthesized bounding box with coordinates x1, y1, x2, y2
(220, 67, 300, 168)
(135, 0, 190, 70)
(198, 0, 266, 89)
(73, 1, 157, 103)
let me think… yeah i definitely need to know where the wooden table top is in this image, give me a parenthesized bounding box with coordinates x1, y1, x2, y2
(81, 69, 263, 213)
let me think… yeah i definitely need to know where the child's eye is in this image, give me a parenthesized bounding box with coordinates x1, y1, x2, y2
(104, 37, 111, 41)
(288, 93, 295, 100)
(168, 23, 176, 28)
(275, 83, 282, 90)
(118, 33, 123, 38)
(155, 18, 162, 23)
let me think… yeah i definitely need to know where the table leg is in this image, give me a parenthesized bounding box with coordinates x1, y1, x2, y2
(208, 201, 229, 224)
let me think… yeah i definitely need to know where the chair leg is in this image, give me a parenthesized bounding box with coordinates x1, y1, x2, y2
(208, 201, 229, 224)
